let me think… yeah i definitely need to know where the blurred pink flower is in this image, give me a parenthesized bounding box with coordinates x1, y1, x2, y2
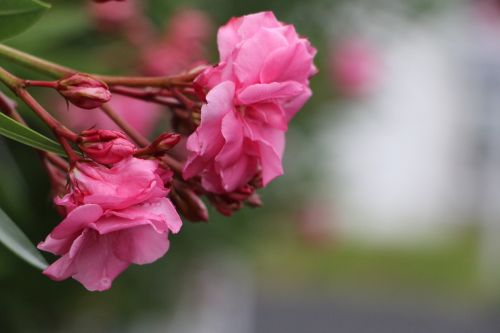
(140, 8, 213, 75)
(88, 0, 152, 45)
(38, 158, 182, 291)
(329, 38, 381, 97)
(88, 0, 137, 28)
(56, 94, 163, 137)
(184, 12, 316, 193)
(78, 129, 137, 164)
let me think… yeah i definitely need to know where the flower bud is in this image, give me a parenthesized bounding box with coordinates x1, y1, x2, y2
(150, 133, 181, 153)
(57, 74, 111, 109)
(78, 129, 136, 164)
(135, 133, 181, 158)
(171, 186, 209, 222)
(246, 193, 262, 207)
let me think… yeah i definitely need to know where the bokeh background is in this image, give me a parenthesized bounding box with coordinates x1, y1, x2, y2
(2, 0, 500, 332)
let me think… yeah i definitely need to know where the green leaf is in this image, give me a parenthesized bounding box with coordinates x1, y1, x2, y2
(0, 0, 51, 41)
(0, 206, 48, 270)
(0, 111, 66, 156)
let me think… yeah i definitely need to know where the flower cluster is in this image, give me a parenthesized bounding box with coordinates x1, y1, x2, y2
(39, 155, 182, 291)
(2, 10, 316, 291)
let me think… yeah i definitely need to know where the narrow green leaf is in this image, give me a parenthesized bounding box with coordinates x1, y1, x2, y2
(0, 206, 48, 270)
(0, 0, 51, 41)
(0, 111, 66, 156)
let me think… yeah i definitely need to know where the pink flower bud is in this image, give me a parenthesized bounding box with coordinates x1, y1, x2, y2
(171, 185, 209, 222)
(150, 133, 181, 153)
(78, 129, 136, 164)
(57, 74, 111, 109)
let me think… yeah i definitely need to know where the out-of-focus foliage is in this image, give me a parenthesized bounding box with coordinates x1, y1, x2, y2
(0, 206, 47, 270)
(0, 0, 51, 41)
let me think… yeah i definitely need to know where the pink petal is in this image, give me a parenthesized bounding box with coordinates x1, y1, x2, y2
(217, 12, 281, 60)
(113, 225, 169, 265)
(283, 87, 312, 121)
(92, 199, 183, 235)
(72, 230, 129, 291)
(51, 204, 103, 239)
(219, 155, 259, 192)
(38, 235, 73, 256)
(260, 128, 285, 185)
(260, 42, 316, 84)
(233, 28, 289, 85)
(216, 110, 244, 168)
(237, 81, 304, 105)
(184, 81, 236, 180)
(247, 103, 288, 131)
(42, 254, 77, 281)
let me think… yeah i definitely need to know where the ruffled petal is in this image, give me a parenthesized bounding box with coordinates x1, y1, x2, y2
(113, 225, 169, 265)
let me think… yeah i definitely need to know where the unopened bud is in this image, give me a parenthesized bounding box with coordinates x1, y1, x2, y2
(136, 133, 181, 157)
(171, 186, 209, 222)
(57, 74, 111, 109)
(246, 193, 262, 207)
(151, 133, 181, 153)
(207, 194, 243, 217)
(78, 129, 136, 164)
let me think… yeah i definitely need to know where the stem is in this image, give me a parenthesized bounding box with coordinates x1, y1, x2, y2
(15, 89, 78, 142)
(44, 151, 69, 171)
(0, 44, 203, 88)
(0, 66, 22, 89)
(95, 75, 192, 87)
(0, 67, 77, 142)
(57, 136, 78, 164)
(0, 87, 69, 171)
(24, 80, 58, 88)
(100, 103, 149, 147)
(160, 155, 183, 174)
(0, 44, 74, 78)
(0, 91, 23, 123)
(110, 86, 182, 107)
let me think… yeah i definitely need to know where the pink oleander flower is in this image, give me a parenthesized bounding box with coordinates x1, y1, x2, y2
(183, 12, 317, 193)
(38, 158, 182, 291)
(78, 129, 136, 164)
(56, 94, 163, 137)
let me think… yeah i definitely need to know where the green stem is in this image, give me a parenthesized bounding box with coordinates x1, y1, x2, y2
(100, 103, 149, 147)
(0, 66, 78, 143)
(0, 66, 22, 89)
(0, 44, 74, 78)
(0, 44, 203, 88)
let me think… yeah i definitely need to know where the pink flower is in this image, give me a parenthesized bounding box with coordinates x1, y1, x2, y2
(196, 11, 317, 120)
(78, 129, 137, 164)
(38, 158, 182, 291)
(329, 38, 381, 97)
(140, 8, 212, 75)
(56, 94, 163, 137)
(88, 0, 138, 28)
(183, 12, 316, 193)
